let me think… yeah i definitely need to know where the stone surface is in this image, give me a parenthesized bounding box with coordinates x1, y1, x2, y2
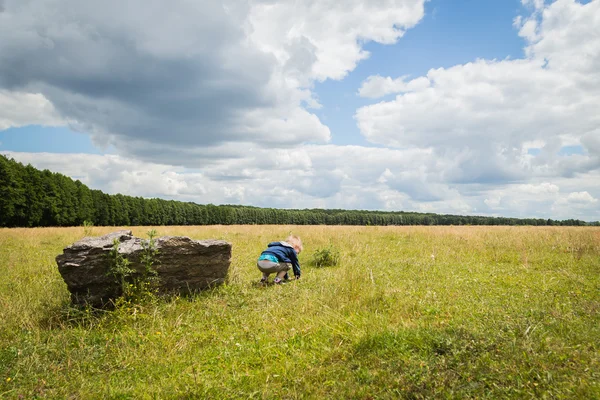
(56, 230, 231, 306)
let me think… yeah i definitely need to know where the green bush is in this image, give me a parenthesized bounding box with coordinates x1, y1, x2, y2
(311, 245, 340, 267)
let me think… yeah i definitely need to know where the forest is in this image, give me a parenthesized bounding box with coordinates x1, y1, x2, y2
(0, 154, 595, 228)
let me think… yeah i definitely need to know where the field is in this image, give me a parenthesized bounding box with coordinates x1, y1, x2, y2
(0, 225, 599, 399)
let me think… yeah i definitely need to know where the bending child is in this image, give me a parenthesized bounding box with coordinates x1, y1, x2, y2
(257, 235, 303, 284)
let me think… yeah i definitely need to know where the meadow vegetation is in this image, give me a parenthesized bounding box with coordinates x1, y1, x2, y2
(0, 225, 598, 399)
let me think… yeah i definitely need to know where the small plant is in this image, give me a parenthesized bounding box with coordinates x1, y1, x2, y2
(107, 230, 160, 306)
(311, 244, 340, 267)
(82, 220, 94, 236)
(137, 229, 160, 297)
(108, 238, 134, 296)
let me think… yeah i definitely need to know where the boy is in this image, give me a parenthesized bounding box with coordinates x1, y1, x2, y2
(257, 235, 302, 284)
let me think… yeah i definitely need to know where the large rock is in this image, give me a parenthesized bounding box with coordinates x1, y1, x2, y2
(56, 230, 231, 306)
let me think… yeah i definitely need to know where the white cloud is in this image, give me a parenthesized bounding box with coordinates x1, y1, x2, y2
(522, 0, 546, 11)
(551, 190, 598, 217)
(248, 0, 425, 82)
(355, 0, 600, 186)
(517, 18, 539, 42)
(519, 183, 560, 194)
(0, 90, 65, 130)
(0, 151, 192, 197)
(358, 75, 430, 98)
(564, 191, 597, 204)
(484, 196, 502, 208)
(482, 182, 560, 212)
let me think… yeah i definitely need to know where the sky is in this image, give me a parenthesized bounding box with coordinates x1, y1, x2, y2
(0, 0, 599, 221)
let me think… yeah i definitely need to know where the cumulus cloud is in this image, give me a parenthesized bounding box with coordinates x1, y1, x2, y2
(0, 90, 65, 130)
(249, 0, 425, 82)
(562, 191, 597, 204)
(356, 0, 600, 186)
(522, 0, 546, 10)
(551, 190, 599, 218)
(0, 0, 426, 165)
(483, 182, 560, 210)
(521, 182, 560, 194)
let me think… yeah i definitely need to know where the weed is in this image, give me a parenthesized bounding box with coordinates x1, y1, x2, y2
(311, 244, 340, 267)
(106, 230, 160, 306)
(107, 237, 134, 295)
(139, 229, 160, 291)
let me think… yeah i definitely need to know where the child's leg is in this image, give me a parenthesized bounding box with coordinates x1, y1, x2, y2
(273, 263, 292, 283)
(261, 272, 270, 282)
(275, 270, 287, 280)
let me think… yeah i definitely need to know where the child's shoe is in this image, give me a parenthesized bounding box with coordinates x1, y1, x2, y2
(273, 277, 286, 284)
(260, 277, 268, 284)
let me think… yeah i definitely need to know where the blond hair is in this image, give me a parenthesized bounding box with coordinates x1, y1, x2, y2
(286, 234, 303, 253)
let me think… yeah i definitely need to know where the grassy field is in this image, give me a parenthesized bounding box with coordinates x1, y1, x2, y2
(0, 225, 599, 399)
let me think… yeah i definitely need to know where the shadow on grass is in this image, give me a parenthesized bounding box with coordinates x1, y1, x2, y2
(322, 326, 512, 398)
(250, 279, 301, 289)
(320, 324, 586, 398)
(38, 301, 114, 331)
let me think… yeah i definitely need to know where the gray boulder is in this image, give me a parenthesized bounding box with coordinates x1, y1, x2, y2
(56, 230, 231, 307)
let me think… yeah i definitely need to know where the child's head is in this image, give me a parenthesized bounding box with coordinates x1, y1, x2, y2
(286, 234, 303, 254)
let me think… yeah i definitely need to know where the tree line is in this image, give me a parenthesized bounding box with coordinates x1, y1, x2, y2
(1, 155, 596, 228)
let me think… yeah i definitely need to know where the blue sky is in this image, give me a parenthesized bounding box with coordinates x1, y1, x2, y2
(0, 126, 103, 154)
(0, 0, 598, 220)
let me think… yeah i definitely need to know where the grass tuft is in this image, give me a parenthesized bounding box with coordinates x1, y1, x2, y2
(310, 244, 341, 268)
